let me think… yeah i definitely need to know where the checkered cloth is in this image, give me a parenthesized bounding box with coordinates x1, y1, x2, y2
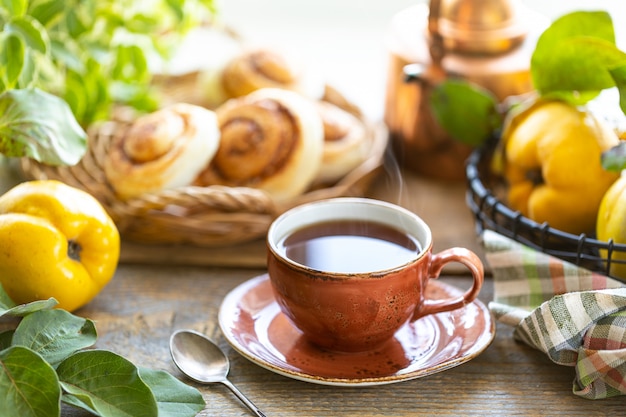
(482, 230, 626, 399)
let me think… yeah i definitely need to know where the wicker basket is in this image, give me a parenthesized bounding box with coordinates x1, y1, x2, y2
(20, 92, 387, 247)
(466, 141, 626, 280)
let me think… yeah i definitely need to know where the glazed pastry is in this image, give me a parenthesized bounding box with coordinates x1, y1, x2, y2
(104, 103, 220, 200)
(202, 48, 325, 107)
(313, 101, 370, 184)
(194, 88, 324, 202)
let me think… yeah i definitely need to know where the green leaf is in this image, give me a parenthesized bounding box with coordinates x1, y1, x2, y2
(0, 0, 217, 151)
(0, 33, 25, 88)
(16, 47, 37, 88)
(0, 346, 61, 417)
(532, 10, 616, 65)
(62, 61, 111, 125)
(63, 69, 89, 124)
(5, 15, 49, 54)
(610, 64, 626, 115)
(58, 350, 159, 417)
(0, 282, 58, 316)
(531, 11, 626, 101)
(165, 0, 185, 21)
(13, 309, 97, 367)
(541, 10, 614, 43)
(0, 88, 87, 165)
(533, 37, 626, 101)
(124, 13, 161, 35)
(0, 298, 58, 317)
(113, 44, 149, 82)
(602, 142, 626, 172)
(2, 0, 27, 17)
(64, 8, 88, 39)
(13, 0, 214, 128)
(28, 0, 66, 27)
(50, 37, 84, 73)
(138, 367, 205, 417)
(429, 80, 502, 146)
(97, 9, 127, 32)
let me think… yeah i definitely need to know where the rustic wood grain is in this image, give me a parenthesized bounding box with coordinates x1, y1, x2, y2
(38, 271, 623, 417)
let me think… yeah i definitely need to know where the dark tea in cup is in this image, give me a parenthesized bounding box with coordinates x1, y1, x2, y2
(278, 219, 421, 273)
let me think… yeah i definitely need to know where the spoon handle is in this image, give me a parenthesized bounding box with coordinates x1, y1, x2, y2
(220, 379, 267, 417)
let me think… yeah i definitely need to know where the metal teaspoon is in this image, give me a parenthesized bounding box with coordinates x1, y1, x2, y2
(169, 329, 267, 417)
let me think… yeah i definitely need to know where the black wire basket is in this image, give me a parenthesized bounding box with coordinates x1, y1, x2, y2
(466, 141, 626, 282)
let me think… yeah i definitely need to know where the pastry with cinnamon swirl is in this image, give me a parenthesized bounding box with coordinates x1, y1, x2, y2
(202, 48, 325, 108)
(314, 100, 370, 185)
(194, 88, 324, 202)
(104, 103, 220, 200)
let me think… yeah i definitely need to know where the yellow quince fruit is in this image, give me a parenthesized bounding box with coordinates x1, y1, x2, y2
(597, 172, 626, 279)
(502, 99, 620, 235)
(0, 180, 120, 311)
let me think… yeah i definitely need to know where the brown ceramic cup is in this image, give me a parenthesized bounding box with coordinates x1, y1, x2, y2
(266, 197, 484, 352)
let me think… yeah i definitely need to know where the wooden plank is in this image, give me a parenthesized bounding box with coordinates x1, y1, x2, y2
(24, 273, 620, 417)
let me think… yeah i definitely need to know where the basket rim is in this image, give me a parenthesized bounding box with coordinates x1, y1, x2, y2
(465, 142, 626, 280)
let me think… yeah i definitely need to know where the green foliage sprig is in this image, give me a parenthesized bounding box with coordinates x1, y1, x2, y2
(0, 0, 215, 166)
(0, 286, 205, 417)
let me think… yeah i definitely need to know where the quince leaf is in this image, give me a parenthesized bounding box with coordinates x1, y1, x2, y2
(58, 350, 159, 417)
(12, 309, 97, 368)
(0, 88, 87, 165)
(5, 15, 50, 54)
(531, 11, 626, 102)
(0, 346, 61, 417)
(0, 33, 25, 89)
(609, 64, 626, 115)
(0, 298, 58, 317)
(0, 283, 58, 317)
(429, 80, 501, 146)
(3, 0, 27, 16)
(29, 1, 66, 27)
(138, 367, 206, 417)
(602, 141, 626, 172)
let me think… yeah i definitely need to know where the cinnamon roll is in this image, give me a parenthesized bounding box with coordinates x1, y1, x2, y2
(202, 48, 325, 107)
(314, 101, 370, 185)
(194, 88, 324, 202)
(104, 103, 220, 200)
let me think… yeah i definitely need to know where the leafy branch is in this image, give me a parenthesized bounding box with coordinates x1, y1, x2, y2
(0, 0, 215, 166)
(0, 285, 205, 417)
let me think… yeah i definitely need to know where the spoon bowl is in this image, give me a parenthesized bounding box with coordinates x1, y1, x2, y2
(170, 329, 267, 417)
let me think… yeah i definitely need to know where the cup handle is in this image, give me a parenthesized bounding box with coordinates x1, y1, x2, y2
(413, 247, 484, 319)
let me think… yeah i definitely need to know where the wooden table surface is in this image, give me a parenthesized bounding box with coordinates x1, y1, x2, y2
(2, 164, 623, 416)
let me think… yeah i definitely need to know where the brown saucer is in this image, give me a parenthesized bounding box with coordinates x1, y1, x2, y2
(218, 274, 495, 386)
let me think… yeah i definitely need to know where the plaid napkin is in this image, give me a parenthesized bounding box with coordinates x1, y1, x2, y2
(482, 230, 626, 399)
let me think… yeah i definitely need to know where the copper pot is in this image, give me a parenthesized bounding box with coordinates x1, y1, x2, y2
(384, 0, 546, 180)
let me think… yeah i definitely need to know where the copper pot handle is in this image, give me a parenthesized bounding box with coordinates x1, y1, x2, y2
(404, 0, 445, 85)
(427, 0, 445, 67)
